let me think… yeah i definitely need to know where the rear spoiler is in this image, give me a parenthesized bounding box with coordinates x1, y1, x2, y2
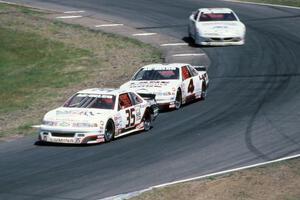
(138, 93, 156, 100)
(193, 65, 207, 72)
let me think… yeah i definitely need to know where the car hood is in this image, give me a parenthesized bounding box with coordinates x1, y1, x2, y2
(121, 80, 180, 94)
(43, 107, 114, 123)
(196, 21, 245, 35)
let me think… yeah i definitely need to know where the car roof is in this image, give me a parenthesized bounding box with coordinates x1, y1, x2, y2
(142, 63, 189, 70)
(77, 88, 129, 95)
(198, 8, 233, 14)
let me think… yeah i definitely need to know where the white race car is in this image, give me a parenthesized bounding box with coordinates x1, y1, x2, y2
(188, 8, 246, 46)
(38, 88, 159, 144)
(120, 63, 209, 110)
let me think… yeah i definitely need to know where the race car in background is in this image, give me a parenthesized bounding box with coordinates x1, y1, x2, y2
(38, 88, 159, 144)
(188, 8, 246, 46)
(120, 63, 209, 110)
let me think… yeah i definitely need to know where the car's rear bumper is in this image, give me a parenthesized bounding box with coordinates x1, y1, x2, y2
(157, 101, 176, 110)
(38, 130, 105, 144)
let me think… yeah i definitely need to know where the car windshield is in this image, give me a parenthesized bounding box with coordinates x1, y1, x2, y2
(63, 94, 116, 110)
(199, 12, 237, 21)
(132, 68, 179, 80)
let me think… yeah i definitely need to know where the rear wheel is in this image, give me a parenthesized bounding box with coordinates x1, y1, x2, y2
(175, 89, 182, 110)
(104, 120, 115, 142)
(142, 110, 152, 131)
(201, 83, 207, 100)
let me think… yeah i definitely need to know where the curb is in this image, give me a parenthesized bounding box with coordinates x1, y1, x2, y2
(101, 154, 300, 200)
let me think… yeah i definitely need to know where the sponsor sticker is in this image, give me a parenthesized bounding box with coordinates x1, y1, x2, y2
(50, 137, 75, 143)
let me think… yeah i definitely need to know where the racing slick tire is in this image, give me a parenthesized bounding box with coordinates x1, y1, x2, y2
(175, 88, 182, 110)
(201, 83, 207, 100)
(104, 119, 115, 142)
(142, 109, 152, 131)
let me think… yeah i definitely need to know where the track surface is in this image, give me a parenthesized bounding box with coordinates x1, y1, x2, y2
(1, 0, 300, 199)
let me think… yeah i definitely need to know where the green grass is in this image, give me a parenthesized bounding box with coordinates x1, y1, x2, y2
(0, 3, 162, 138)
(239, 0, 300, 7)
(0, 27, 91, 113)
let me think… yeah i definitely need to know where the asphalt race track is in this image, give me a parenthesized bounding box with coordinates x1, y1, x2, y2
(1, 0, 300, 199)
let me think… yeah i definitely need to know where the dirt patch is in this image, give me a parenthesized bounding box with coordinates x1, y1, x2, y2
(130, 158, 300, 200)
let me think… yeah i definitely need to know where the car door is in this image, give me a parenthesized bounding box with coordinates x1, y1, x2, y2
(128, 92, 144, 125)
(118, 93, 136, 131)
(187, 65, 203, 98)
(181, 65, 195, 102)
(189, 10, 199, 38)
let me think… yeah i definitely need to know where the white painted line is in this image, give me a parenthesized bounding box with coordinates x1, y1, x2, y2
(0, 0, 18, 5)
(132, 33, 157, 36)
(172, 53, 205, 57)
(56, 15, 83, 19)
(160, 43, 188, 47)
(100, 153, 300, 200)
(63, 10, 85, 14)
(31, 125, 41, 128)
(95, 24, 124, 27)
(222, 0, 300, 10)
(153, 154, 300, 188)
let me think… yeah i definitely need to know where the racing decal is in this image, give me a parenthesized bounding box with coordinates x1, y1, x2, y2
(75, 138, 81, 143)
(135, 106, 142, 121)
(56, 110, 101, 117)
(125, 108, 135, 128)
(129, 81, 170, 88)
(144, 66, 176, 70)
(188, 79, 195, 94)
(114, 114, 123, 129)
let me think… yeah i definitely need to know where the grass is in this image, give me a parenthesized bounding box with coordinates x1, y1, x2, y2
(0, 3, 162, 138)
(238, 0, 300, 7)
(130, 158, 300, 200)
(0, 27, 90, 113)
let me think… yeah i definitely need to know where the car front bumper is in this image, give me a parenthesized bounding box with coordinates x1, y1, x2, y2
(195, 35, 245, 46)
(38, 128, 105, 144)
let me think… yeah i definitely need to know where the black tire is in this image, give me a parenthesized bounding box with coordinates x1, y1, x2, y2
(104, 120, 115, 142)
(175, 89, 182, 110)
(201, 83, 207, 100)
(142, 110, 152, 131)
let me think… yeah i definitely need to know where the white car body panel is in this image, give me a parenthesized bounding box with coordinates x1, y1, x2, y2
(120, 63, 209, 109)
(188, 8, 246, 46)
(39, 88, 158, 144)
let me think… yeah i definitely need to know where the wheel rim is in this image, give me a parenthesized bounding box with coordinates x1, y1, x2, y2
(175, 90, 182, 109)
(143, 113, 151, 131)
(144, 117, 151, 131)
(105, 121, 114, 141)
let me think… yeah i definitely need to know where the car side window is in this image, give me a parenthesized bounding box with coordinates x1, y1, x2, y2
(194, 11, 199, 21)
(118, 93, 133, 110)
(188, 65, 198, 77)
(129, 92, 143, 105)
(182, 66, 192, 80)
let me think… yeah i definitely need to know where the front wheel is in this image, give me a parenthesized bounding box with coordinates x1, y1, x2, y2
(175, 89, 182, 110)
(104, 120, 115, 142)
(142, 110, 152, 131)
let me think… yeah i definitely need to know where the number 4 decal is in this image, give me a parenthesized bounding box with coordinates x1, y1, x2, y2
(188, 79, 194, 93)
(125, 108, 135, 128)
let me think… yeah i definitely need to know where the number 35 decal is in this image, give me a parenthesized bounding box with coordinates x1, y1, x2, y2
(125, 108, 135, 128)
